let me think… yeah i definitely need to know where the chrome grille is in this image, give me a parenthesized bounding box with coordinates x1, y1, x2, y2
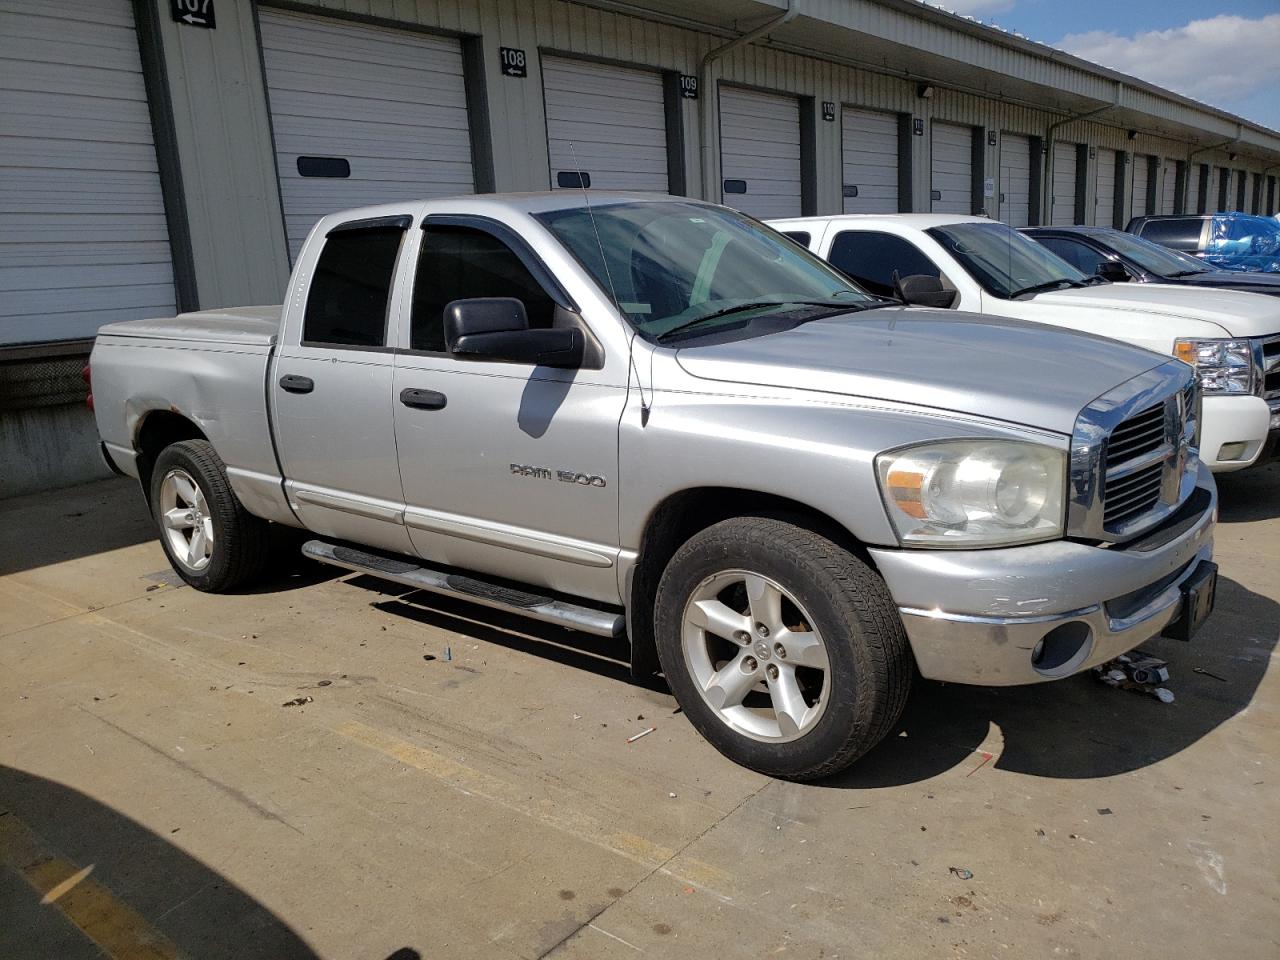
(1068, 362, 1199, 543)
(1262, 335, 1280, 399)
(1105, 403, 1165, 468)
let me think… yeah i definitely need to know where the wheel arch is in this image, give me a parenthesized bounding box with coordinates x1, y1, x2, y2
(134, 410, 209, 501)
(626, 486, 876, 680)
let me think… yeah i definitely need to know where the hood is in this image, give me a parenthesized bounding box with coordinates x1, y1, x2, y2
(1181, 271, 1280, 297)
(1032, 283, 1280, 337)
(96, 306, 282, 346)
(674, 308, 1168, 435)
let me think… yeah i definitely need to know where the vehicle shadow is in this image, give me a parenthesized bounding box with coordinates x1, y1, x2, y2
(828, 573, 1278, 787)
(1215, 459, 1280, 522)
(347, 572, 1277, 784)
(0, 765, 321, 959)
(0, 478, 153, 576)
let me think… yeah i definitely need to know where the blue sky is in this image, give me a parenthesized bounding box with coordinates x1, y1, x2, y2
(932, 1, 1280, 130)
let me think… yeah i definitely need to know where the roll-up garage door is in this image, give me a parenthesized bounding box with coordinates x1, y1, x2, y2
(931, 123, 973, 215)
(259, 9, 475, 260)
(1095, 148, 1116, 227)
(719, 87, 801, 219)
(1050, 142, 1077, 225)
(1131, 156, 1151, 218)
(841, 108, 898, 214)
(1186, 164, 1201, 214)
(1, 0, 176, 345)
(1160, 161, 1177, 214)
(998, 134, 1031, 227)
(543, 56, 668, 193)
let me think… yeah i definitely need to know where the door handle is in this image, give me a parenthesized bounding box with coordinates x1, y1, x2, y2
(400, 387, 447, 410)
(279, 374, 314, 394)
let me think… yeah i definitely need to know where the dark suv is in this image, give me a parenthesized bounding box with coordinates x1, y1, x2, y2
(1127, 213, 1280, 273)
(1024, 225, 1280, 296)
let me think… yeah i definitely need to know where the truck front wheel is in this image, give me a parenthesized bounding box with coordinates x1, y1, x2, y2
(149, 440, 269, 592)
(653, 517, 911, 781)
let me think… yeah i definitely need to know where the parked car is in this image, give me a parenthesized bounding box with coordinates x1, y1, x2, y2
(91, 193, 1217, 781)
(1023, 225, 1280, 297)
(1127, 213, 1280, 273)
(771, 213, 1280, 471)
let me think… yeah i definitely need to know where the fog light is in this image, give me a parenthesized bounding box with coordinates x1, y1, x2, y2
(1217, 441, 1248, 461)
(1030, 621, 1093, 676)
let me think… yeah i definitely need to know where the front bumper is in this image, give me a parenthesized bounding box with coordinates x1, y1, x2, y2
(868, 464, 1217, 686)
(1199, 394, 1271, 472)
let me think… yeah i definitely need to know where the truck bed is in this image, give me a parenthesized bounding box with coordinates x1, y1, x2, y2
(97, 306, 282, 346)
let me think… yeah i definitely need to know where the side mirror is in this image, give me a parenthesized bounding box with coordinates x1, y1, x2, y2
(444, 297, 583, 369)
(896, 274, 958, 309)
(1096, 260, 1129, 282)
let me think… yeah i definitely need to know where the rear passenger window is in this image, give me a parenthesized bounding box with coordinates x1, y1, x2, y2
(828, 231, 940, 297)
(302, 226, 404, 347)
(1137, 218, 1202, 252)
(411, 226, 556, 353)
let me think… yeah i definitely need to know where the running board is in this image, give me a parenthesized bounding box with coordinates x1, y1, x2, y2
(303, 540, 625, 639)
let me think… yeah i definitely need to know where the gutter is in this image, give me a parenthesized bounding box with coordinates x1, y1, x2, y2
(699, 1, 800, 202)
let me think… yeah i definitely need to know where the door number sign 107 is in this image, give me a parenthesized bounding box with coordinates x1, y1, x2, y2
(171, 0, 215, 28)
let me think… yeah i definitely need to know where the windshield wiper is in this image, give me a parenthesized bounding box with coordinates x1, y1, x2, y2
(654, 300, 865, 342)
(1007, 278, 1083, 298)
(1168, 269, 1207, 277)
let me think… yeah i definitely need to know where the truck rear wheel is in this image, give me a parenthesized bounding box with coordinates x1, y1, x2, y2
(653, 516, 911, 781)
(149, 440, 269, 592)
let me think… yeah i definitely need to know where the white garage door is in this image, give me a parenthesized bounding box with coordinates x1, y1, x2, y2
(841, 108, 898, 214)
(1131, 155, 1151, 218)
(931, 123, 973, 215)
(1050, 141, 1078, 225)
(1186, 163, 1201, 214)
(1160, 160, 1178, 214)
(1, 0, 176, 345)
(1095, 148, 1116, 227)
(720, 87, 802, 219)
(998, 134, 1031, 227)
(543, 57, 668, 193)
(259, 9, 475, 260)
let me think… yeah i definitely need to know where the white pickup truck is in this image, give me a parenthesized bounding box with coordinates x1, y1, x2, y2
(771, 214, 1280, 472)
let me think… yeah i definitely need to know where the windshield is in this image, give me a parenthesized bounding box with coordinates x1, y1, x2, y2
(926, 221, 1088, 298)
(1098, 229, 1211, 275)
(535, 201, 874, 340)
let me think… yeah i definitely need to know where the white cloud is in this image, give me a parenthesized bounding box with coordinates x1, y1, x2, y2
(925, 0, 1016, 15)
(1058, 14, 1280, 109)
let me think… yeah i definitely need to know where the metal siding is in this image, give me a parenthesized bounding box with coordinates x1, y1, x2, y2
(542, 56, 668, 192)
(1131, 155, 1150, 218)
(1, 0, 176, 345)
(1094, 147, 1116, 227)
(1160, 160, 1177, 214)
(1186, 163, 1201, 214)
(930, 122, 972, 214)
(1050, 141, 1077, 225)
(998, 133, 1031, 227)
(719, 86, 802, 219)
(840, 107, 898, 214)
(259, 8, 475, 260)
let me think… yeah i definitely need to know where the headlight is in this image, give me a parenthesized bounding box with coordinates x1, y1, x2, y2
(876, 440, 1065, 548)
(1173, 338, 1253, 394)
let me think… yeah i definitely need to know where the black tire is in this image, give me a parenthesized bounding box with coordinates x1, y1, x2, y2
(149, 439, 270, 592)
(653, 516, 911, 781)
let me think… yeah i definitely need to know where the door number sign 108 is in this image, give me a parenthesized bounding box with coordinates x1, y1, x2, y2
(500, 47, 527, 78)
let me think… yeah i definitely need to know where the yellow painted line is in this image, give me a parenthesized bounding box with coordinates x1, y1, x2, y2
(0, 812, 182, 960)
(333, 720, 734, 896)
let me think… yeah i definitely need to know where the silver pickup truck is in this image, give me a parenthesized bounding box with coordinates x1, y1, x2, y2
(90, 193, 1217, 780)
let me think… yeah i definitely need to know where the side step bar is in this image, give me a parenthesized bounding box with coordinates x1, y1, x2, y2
(303, 540, 626, 639)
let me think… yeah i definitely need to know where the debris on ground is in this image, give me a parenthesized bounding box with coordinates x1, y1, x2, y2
(423, 654, 436, 662)
(444, 646, 452, 661)
(317, 680, 332, 687)
(1097, 808, 1113, 815)
(966, 750, 994, 777)
(668, 792, 677, 799)
(626, 726, 656, 744)
(1094, 651, 1175, 703)
(948, 867, 974, 880)
(1193, 667, 1227, 682)
(281, 696, 313, 708)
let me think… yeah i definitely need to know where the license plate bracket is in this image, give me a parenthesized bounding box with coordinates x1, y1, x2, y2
(1162, 560, 1217, 642)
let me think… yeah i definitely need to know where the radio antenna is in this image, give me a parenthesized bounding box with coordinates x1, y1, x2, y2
(568, 141, 651, 422)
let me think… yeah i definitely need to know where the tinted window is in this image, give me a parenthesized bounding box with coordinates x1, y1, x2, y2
(827, 231, 939, 297)
(1037, 237, 1107, 275)
(1136, 218, 1203, 251)
(411, 226, 556, 352)
(927, 221, 1087, 298)
(782, 230, 811, 247)
(302, 227, 404, 347)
